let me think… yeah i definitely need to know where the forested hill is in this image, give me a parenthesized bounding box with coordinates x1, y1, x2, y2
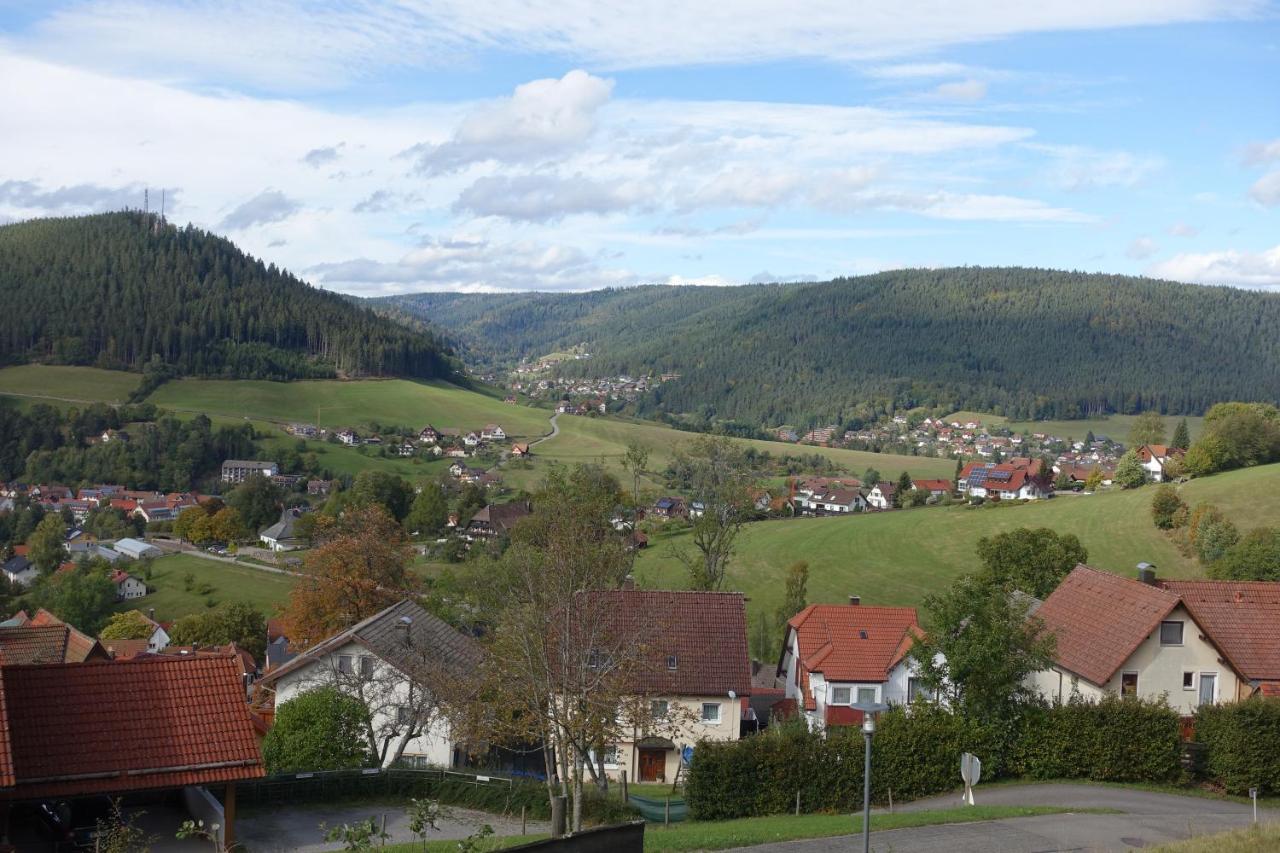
(378, 268, 1280, 425)
(0, 213, 454, 381)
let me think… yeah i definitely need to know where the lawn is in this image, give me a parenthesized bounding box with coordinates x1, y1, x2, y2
(507, 415, 956, 495)
(943, 409, 1205, 444)
(382, 805, 1093, 853)
(121, 552, 295, 623)
(0, 364, 141, 404)
(633, 463, 1280, 621)
(1148, 824, 1280, 852)
(148, 377, 553, 438)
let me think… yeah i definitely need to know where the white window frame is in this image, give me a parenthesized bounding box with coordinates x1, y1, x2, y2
(1182, 672, 1195, 691)
(1198, 672, 1218, 706)
(650, 699, 669, 719)
(830, 686, 852, 705)
(1159, 620, 1184, 647)
(1121, 671, 1139, 697)
(856, 686, 878, 705)
(701, 702, 721, 723)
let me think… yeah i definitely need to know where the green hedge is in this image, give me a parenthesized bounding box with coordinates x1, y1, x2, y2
(1011, 695, 1182, 783)
(688, 698, 1183, 820)
(1195, 697, 1280, 795)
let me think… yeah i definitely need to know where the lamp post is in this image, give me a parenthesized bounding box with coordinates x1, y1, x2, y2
(852, 701, 890, 853)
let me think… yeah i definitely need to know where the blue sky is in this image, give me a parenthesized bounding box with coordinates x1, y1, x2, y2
(0, 1, 1277, 292)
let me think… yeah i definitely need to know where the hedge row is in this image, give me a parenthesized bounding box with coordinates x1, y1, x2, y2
(1195, 698, 1280, 795)
(687, 697, 1182, 820)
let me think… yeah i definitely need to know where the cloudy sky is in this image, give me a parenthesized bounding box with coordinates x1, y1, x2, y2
(1, 1, 1277, 293)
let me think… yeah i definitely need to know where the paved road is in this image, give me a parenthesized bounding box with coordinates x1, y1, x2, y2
(238, 801, 548, 852)
(532, 412, 560, 447)
(733, 784, 1277, 853)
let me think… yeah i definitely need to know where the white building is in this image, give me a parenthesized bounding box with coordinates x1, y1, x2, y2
(259, 600, 482, 769)
(112, 538, 162, 560)
(778, 599, 934, 733)
(111, 570, 148, 600)
(221, 459, 280, 484)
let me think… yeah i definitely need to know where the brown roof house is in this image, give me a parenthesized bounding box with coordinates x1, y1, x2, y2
(465, 502, 531, 539)
(570, 589, 752, 784)
(0, 655, 264, 846)
(1029, 564, 1259, 713)
(777, 599, 929, 731)
(259, 600, 482, 770)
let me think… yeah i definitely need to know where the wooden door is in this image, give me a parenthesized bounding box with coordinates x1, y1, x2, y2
(639, 748, 665, 782)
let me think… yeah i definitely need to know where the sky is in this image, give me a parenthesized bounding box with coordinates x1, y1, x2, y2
(0, 1, 1278, 294)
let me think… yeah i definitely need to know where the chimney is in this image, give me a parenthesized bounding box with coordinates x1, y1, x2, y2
(148, 607, 156, 621)
(397, 614, 413, 646)
(848, 595, 860, 606)
(1137, 562, 1157, 586)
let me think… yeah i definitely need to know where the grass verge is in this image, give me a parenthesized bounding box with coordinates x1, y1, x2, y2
(1147, 823, 1280, 852)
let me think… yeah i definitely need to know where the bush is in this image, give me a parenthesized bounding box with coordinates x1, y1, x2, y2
(1011, 695, 1182, 783)
(1195, 698, 1280, 795)
(1151, 485, 1186, 530)
(688, 697, 1182, 819)
(262, 687, 373, 773)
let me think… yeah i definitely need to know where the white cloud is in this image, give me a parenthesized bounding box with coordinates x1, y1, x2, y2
(1249, 170, 1280, 206)
(409, 70, 613, 175)
(932, 79, 989, 101)
(1035, 144, 1163, 190)
(453, 173, 641, 222)
(1149, 244, 1280, 289)
(308, 235, 638, 294)
(1167, 222, 1199, 237)
(219, 189, 301, 230)
(865, 62, 974, 79)
(749, 271, 820, 284)
(303, 144, 345, 168)
(664, 273, 737, 287)
(1126, 236, 1158, 259)
(0, 179, 159, 213)
(1242, 138, 1280, 165)
(15, 0, 1261, 89)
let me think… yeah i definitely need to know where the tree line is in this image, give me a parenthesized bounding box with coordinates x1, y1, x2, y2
(0, 212, 455, 381)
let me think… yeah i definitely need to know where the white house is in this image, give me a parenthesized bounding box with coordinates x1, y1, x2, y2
(336, 429, 360, 446)
(480, 424, 506, 441)
(2, 555, 38, 588)
(1028, 565, 1268, 714)
(259, 600, 482, 769)
(803, 489, 865, 514)
(865, 483, 895, 510)
(1136, 445, 1184, 483)
(112, 538, 161, 560)
(778, 599, 933, 733)
(463, 432, 481, 447)
(111, 570, 148, 601)
(221, 459, 280, 484)
(260, 508, 307, 552)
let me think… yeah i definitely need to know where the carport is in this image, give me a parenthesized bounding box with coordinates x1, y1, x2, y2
(0, 654, 265, 850)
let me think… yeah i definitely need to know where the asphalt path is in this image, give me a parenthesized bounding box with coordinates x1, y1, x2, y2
(731, 783, 1276, 853)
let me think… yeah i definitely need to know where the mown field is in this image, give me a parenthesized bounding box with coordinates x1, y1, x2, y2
(0, 364, 141, 404)
(634, 463, 1280, 622)
(505, 414, 957, 494)
(119, 552, 295, 623)
(148, 377, 552, 437)
(944, 408, 1205, 443)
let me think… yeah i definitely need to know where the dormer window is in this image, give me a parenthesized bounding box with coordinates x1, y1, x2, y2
(667, 655, 678, 670)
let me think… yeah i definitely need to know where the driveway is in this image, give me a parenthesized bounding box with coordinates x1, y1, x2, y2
(237, 801, 547, 852)
(731, 784, 1277, 853)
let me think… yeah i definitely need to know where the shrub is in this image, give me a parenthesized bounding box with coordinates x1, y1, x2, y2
(262, 687, 372, 773)
(1151, 485, 1186, 530)
(1195, 698, 1280, 795)
(1011, 695, 1181, 783)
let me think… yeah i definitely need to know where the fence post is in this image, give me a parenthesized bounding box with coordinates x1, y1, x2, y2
(665, 797, 671, 827)
(551, 795, 567, 838)
(621, 768, 628, 802)
(521, 805, 527, 836)
(380, 814, 387, 848)
(795, 790, 800, 815)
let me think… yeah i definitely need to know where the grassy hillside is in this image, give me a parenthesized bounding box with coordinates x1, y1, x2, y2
(118, 553, 294, 622)
(149, 377, 552, 437)
(634, 464, 1280, 623)
(0, 364, 141, 403)
(1002, 413, 1205, 443)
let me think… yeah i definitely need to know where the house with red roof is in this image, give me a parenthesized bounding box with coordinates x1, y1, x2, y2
(571, 589, 753, 783)
(0, 655, 264, 845)
(1136, 444, 1186, 483)
(777, 598, 931, 732)
(959, 459, 1050, 500)
(911, 479, 954, 498)
(1029, 564, 1257, 714)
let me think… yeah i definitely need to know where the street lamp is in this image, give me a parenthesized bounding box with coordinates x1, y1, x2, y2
(852, 701, 890, 853)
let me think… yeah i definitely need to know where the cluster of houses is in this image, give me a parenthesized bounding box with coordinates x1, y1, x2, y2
(510, 371, 673, 412)
(2, 533, 158, 592)
(0, 482, 205, 524)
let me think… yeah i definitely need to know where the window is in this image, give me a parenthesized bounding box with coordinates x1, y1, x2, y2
(701, 703, 721, 723)
(1183, 672, 1195, 690)
(397, 706, 414, 726)
(831, 686, 851, 705)
(650, 699, 669, 719)
(907, 677, 931, 702)
(359, 656, 374, 678)
(1121, 672, 1138, 697)
(1159, 621, 1184, 646)
(856, 687, 877, 705)
(667, 655, 678, 670)
(337, 654, 354, 675)
(599, 746, 620, 767)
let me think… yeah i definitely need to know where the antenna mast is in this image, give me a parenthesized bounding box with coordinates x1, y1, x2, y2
(144, 188, 149, 217)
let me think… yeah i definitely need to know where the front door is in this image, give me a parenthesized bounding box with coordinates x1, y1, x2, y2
(639, 748, 666, 782)
(1199, 673, 1216, 706)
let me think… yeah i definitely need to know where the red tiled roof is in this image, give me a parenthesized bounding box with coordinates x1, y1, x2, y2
(102, 638, 151, 660)
(0, 656, 263, 799)
(1160, 580, 1280, 681)
(913, 479, 953, 493)
(574, 590, 752, 697)
(1259, 682, 1280, 698)
(0, 625, 109, 664)
(787, 604, 921, 684)
(1035, 565, 1181, 686)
